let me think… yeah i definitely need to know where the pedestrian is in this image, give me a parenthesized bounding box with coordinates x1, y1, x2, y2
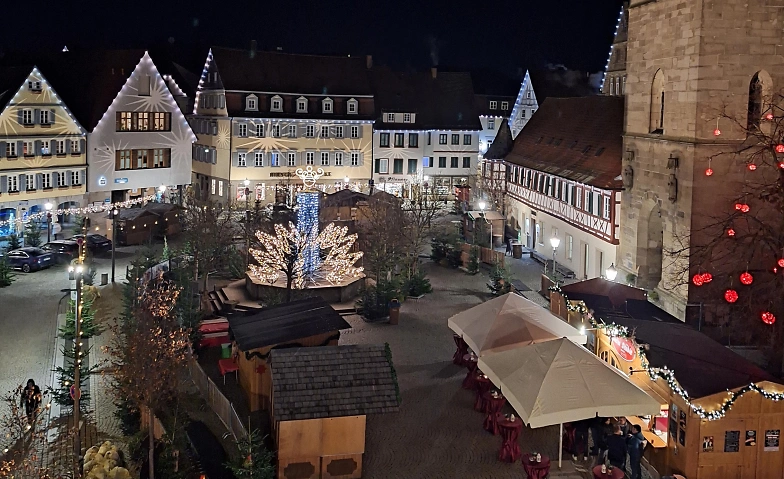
(618, 416, 630, 436)
(606, 425, 628, 470)
(20, 379, 42, 425)
(572, 418, 590, 461)
(592, 416, 613, 461)
(627, 424, 647, 479)
(505, 238, 512, 256)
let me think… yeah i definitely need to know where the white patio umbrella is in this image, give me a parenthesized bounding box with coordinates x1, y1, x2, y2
(448, 292, 586, 356)
(478, 338, 661, 468)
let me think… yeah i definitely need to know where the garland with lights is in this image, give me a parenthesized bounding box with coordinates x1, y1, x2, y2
(549, 283, 784, 420)
(0, 195, 155, 228)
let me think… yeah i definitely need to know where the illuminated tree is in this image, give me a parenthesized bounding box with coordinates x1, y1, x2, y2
(0, 386, 52, 478)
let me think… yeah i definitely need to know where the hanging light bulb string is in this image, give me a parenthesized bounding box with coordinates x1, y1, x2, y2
(0, 195, 155, 228)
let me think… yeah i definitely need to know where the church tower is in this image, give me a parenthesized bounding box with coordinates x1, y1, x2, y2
(601, 2, 629, 97)
(619, 0, 784, 320)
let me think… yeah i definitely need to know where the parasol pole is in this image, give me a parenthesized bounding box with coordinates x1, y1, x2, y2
(559, 422, 563, 468)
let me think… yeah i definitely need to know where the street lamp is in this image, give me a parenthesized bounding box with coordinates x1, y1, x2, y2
(44, 202, 53, 243)
(606, 263, 618, 281)
(110, 208, 119, 283)
(549, 236, 561, 278)
(344, 176, 350, 190)
(158, 184, 167, 203)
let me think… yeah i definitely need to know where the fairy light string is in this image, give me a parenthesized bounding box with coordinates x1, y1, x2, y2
(549, 284, 784, 420)
(0, 195, 155, 228)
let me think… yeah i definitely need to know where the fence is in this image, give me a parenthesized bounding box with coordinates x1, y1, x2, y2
(188, 358, 248, 441)
(459, 243, 505, 267)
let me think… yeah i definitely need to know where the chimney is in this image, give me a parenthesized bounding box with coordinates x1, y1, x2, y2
(431, 67, 437, 79)
(250, 40, 257, 58)
(366, 54, 373, 69)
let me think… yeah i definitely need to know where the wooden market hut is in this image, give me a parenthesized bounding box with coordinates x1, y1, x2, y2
(551, 279, 783, 479)
(227, 297, 351, 412)
(269, 344, 400, 479)
(142, 202, 182, 237)
(113, 207, 160, 245)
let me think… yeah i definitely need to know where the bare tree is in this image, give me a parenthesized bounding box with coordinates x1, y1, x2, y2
(0, 386, 51, 478)
(474, 160, 508, 217)
(358, 195, 407, 282)
(400, 185, 448, 279)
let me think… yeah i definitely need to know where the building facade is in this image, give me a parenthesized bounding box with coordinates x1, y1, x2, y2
(190, 47, 375, 206)
(508, 71, 539, 139)
(601, 3, 629, 97)
(0, 66, 87, 238)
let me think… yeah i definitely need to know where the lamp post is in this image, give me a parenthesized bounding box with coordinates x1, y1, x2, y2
(110, 208, 119, 283)
(68, 258, 83, 476)
(549, 236, 561, 278)
(244, 179, 251, 270)
(45, 202, 53, 243)
(344, 176, 350, 190)
(478, 200, 492, 248)
(606, 263, 618, 281)
(158, 184, 167, 203)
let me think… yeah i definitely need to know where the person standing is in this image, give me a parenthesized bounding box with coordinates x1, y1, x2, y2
(505, 238, 513, 256)
(572, 418, 590, 461)
(20, 379, 42, 424)
(606, 425, 628, 470)
(627, 424, 647, 479)
(618, 416, 630, 436)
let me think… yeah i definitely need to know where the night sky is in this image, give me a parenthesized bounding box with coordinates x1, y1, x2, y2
(1, 0, 623, 75)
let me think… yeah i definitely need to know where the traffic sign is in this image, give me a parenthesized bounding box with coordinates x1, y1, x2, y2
(69, 385, 81, 401)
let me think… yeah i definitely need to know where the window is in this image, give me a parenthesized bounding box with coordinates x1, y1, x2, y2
(347, 99, 358, 114)
(427, 132, 432, 145)
(135, 149, 148, 169)
(423, 157, 432, 168)
(489, 100, 497, 110)
(255, 152, 264, 167)
(462, 156, 471, 168)
(28, 80, 41, 91)
(118, 112, 132, 131)
(287, 152, 296, 167)
(153, 149, 169, 168)
(41, 140, 50, 155)
(334, 152, 343, 166)
(211, 179, 216, 195)
(23, 141, 34, 156)
(463, 134, 471, 145)
(297, 97, 308, 112)
(135, 112, 149, 131)
(331, 126, 341, 138)
(451, 134, 459, 145)
(407, 158, 417, 174)
(306, 152, 314, 165)
(56, 140, 65, 155)
(439, 134, 447, 145)
(501, 101, 509, 110)
(350, 151, 360, 166)
(306, 125, 315, 138)
(40, 110, 50, 124)
(393, 158, 403, 174)
(322, 98, 333, 113)
(246, 95, 257, 111)
(748, 72, 767, 129)
(271, 97, 282, 111)
(394, 133, 404, 147)
(256, 124, 265, 137)
(567, 235, 573, 259)
(270, 153, 280, 166)
(272, 124, 281, 137)
(526, 91, 531, 99)
(380, 133, 390, 147)
(321, 152, 329, 166)
(22, 109, 33, 125)
(71, 171, 81, 186)
(603, 195, 611, 219)
(575, 187, 582, 208)
(238, 123, 247, 137)
(57, 171, 67, 187)
(70, 140, 79, 153)
(650, 69, 665, 133)
(286, 125, 295, 138)
(438, 156, 446, 168)
(409, 133, 418, 148)
(117, 150, 132, 170)
(7, 175, 18, 192)
(152, 112, 169, 131)
(585, 190, 592, 213)
(350, 126, 359, 138)
(521, 110, 527, 119)
(138, 75, 150, 96)
(403, 113, 411, 123)
(385, 113, 396, 123)
(26, 174, 35, 191)
(488, 118, 495, 130)
(218, 180, 223, 197)
(450, 157, 458, 168)
(375, 158, 388, 173)
(321, 126, 329, 138)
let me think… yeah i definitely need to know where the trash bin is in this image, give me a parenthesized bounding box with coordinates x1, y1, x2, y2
(388, 299, 401, 325)
(100, 273, 109, 285)
(221, 343, 231, 359)
(512, 243, 523, 259)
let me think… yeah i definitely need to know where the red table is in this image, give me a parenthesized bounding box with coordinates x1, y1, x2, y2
(453, 335, 469, 366)
(592, 465, 624, 479)
(497, 416, 523, 463)
(521, 453, 551, 479)
(461, 354, 478, 390)
(474, 374, 492, 411)
(483, 395, 506, 435)
(218, 358, 239, 384)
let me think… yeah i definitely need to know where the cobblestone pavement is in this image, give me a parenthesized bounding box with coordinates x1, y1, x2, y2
(340, 261, 585, 479)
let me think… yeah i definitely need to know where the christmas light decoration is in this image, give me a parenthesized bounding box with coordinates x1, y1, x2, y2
(692, 274, 705, 286)
(701, 272, 713, 283)
(705, 168, 714, 176)
(713, 128, 721, 136)
(776, 144, 784, 153)
(748, 163, 757, 171)
(725, 289, 739, 303)
(778, 259, 784, 268)
(728, 228, 736, 237)
(0, 195, 155, 228)
(740, 272, 753, 285)
(766, 113, 774, 120)
(741, 204, 750, 213)
(297, 191, 321, 276)
(761, 311, 776, 325)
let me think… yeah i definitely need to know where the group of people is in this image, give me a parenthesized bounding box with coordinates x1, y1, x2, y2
(570, 416, 647, 479)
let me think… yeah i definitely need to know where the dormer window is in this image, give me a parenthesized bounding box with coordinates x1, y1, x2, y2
(322, 97, 333, 113)
(246, 94, 258, 111)
(385, 113, 396, 123)
(501, 101, 509, 110)
(297, 97, 308, 113)
(489, 100, 497, 110)
(28, 80, 42, 92)
(271, 95, 283, 112)
(347, 98, 358, 114)
(403, 113, 412, 123)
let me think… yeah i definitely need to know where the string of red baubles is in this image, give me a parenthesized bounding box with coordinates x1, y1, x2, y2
(708, 115, 784, 174)
(692, 268, 779, 325)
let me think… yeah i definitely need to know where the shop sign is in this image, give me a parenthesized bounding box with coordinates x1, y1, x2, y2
(611, 336, 637, 362)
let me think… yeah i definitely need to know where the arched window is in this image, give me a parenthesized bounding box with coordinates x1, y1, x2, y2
(748, 74, 762, 129)
(650, 70, 665, 133)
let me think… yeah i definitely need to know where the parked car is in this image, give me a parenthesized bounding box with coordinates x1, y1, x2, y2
(0, 247, 54, 272)
(70, 234, 112, 254)
(41, 240, 80, 264)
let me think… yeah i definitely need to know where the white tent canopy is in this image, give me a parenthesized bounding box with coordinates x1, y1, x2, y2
(448, 293, 587, 356)
(478, 338, 661, 428)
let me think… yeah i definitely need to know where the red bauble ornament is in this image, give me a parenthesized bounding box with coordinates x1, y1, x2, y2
(748, 163, 757, 171)
(761, 311, 776, 325)
(724, 289, 739, 303)
(740, 272, 754, 285)
(741, 204, 750, 213)
(692, 274, 705, 286)
(705, 168, 714, 176)
(766, 113, 774, 120)
(713, 128, 721, 136)
(728, 228, 736, 237)
(777, 144, 784, 153)
(779, 162, 784, 169)
(735, 203, 743, 210)
(701, 272, 713, 283)
(778, 258, 784, 268)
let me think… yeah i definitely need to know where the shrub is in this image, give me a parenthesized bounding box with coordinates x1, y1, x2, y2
(488, 262, 513, 296)
(404, 269, 432, 297)
(6, 234, 21, 252)
(467, 246, 479, 274)
(357, 278, 400, 321)
(24, 222, 42, 247)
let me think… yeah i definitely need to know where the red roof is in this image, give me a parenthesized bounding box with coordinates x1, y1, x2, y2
(504, 96, 624, 189)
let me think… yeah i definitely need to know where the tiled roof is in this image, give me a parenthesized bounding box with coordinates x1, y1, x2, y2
(504, 96, 624, 189)
(228, 297, 351, 351)
(484, 119, 513, 160)
(270, 344, 400, 422)
(528, 68, 599, 102)
(371, 68, 482, 131)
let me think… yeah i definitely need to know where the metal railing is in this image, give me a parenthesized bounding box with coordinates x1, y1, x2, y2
(188, 358, 247, 441)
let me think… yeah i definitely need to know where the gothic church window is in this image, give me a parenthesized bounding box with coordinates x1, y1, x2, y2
(650, 70, 665, 134)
